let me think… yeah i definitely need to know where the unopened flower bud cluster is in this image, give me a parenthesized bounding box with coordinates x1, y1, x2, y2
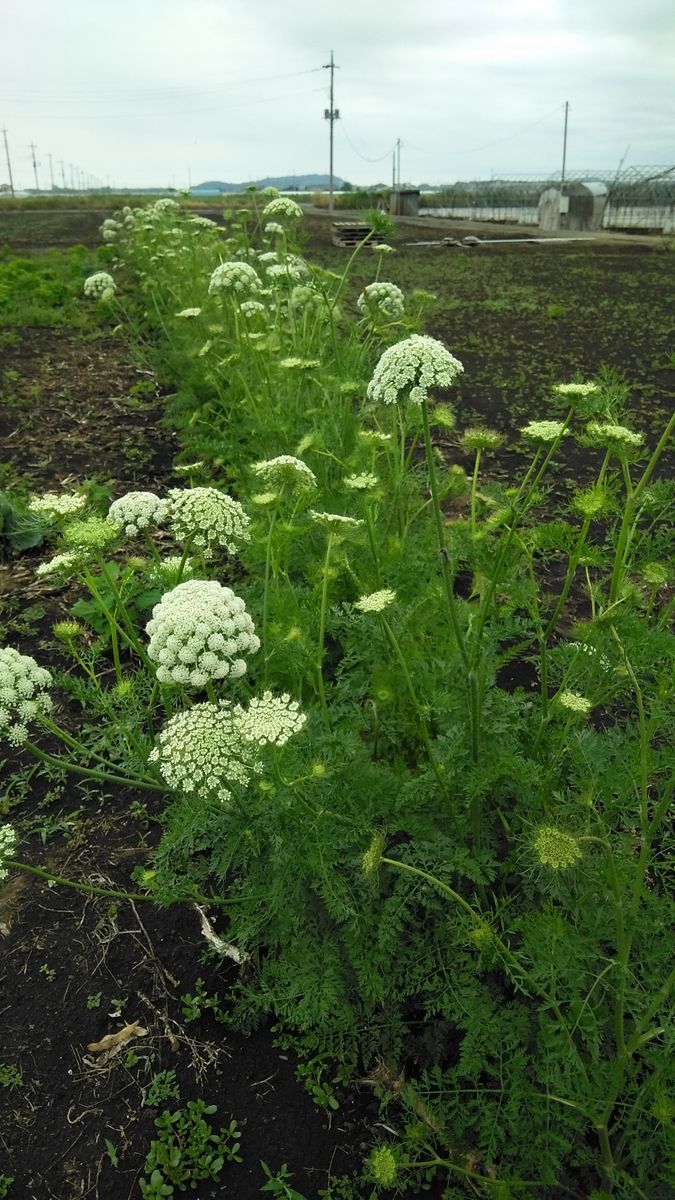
(0, 647, 53, 746)
(83, 272, 116, 300)
(357, 282, 405, 320)
(367, 335, 464, 407)
(252, 456, 317, 493)
(145, 580, 260, 687)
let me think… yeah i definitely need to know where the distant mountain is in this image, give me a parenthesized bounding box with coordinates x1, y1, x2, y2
(193, 174, 347, 194)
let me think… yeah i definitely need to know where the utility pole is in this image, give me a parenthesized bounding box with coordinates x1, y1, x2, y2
(47, 152, 55, 191)
(396, 138, 401, 190)
(29, 142, 40, 192)
(323, 50, 340, 212)
(561, 100, 569, 187)
(2, 127, 15, 197)
(69, 163, 75, 190)
(59, 160, 66, 189)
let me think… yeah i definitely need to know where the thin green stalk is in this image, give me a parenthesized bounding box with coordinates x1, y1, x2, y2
(23, 739, 166, 793)
(609, 409, 675, 603)
(420, 399, 469, 669)
(470, 447, 481, 538)
(5, 860, 267, 909)
(262, 510, 278, 684)
(315, 531, 334, 726)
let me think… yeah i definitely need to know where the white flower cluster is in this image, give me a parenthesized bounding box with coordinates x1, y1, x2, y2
(266, 261, 307, 284)
(585, 422, 644, 450)
(145, 580, 260, 687)
(239, 300, 267, 319)
(166, 487, 251, 555)
(232, 690, 306, 747)
(557, 690, 592, 715)
(521, 420, 568, 443)
(0, 824, 18, 881)
(262, 197, 303, 220)
(344, 472, 378, 491)
(63, 516, 120, 553)
(175, 307, 202, 318)
(0, 647, 53, 746)
(100, 218, 121, 242)
(83, 272, 116, 300)
(357, 282, 405, 320)
(35, 551, 80, 579)
(252, 456, 317, 492)
(553, 382, 599, 398)
(28, 492, 87, 519)
(208, 262, 263, 296)
(264, 221, 285, 236)
(149, 691, 305, 799)
(107, 491, 168, 538)
(288, 285, 328, 318)
(367, 335, 464, 407)
(354, 589, 397, 613)
(309, 510, 364, 531)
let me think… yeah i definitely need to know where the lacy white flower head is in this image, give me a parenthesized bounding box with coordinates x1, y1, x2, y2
(175, 307, 202, 318)
(521, 420, 569, 443)
(208, 261, 263, 297)
(367, 335, 464, 407)
(309, 510, 364, 532)
(288, 285, 329, 318)
(100, 218, 120, 242)
(344, 472, 378, 492)
(152, 198, 180, 213)
(264, 221, 285, 236)
(107, 492, 168, 538)
(145, 580, 260, 688)
(0, 824, 18, 881)
(166, 487, 251, 555)
(35, 551, 81, 579)
(239, 300, 267, 319)
(149, 691, 306, 799)
(354, 589, 396, 614)
(553, 381, 599, 399)
(557, 690, 592, 716)
(0, 647, 53, 746)
(279, 357, 320, 371)
(28, 492, 87, 519)
(262, 197, 303, 221)
(83, 272, 116, 301)
(357, 282, 405, 321)
(266, 260, 308, 285)
(371, 243, 395, 255)
(188, 215, 219, 231)
(252, 455, 317, 494)
(257, 251, 279, 267)
(359, 429, 392, 444)
(584, 422, 644, 451)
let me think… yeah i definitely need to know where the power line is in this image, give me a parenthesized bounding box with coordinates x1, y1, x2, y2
(338, 119, 397, 164)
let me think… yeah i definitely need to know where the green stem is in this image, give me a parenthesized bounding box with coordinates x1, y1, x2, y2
(262, 510, 277, 684)
(608, 410, 675, 604)
(4, 860, 267, 909)
(23, 739, 166, 793)
(470, 447, 481, 538)
(315, 532, 334, 726)
(420, 400, 469, 669)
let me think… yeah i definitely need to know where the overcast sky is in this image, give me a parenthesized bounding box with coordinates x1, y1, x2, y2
(2, 0, 674, 190)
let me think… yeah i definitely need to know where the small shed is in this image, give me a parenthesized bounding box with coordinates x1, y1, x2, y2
(390, 189, 420, 217)
(538, 181, 608, 232)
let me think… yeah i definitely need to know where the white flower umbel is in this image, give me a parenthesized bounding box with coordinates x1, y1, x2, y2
(107, 492, 168, 538)
(553, 382, 599, 398)
(354, 589, 397, 613)
(83, 272, 116, 301)
(232, 690, 306, 747)
(309, 511, 364, 531)
(208, 261, 263, 297)
(239, 300, 267, 319)
(261, 197, 303, 221)
(149, 691, 305, 798)
(557, 690, 592, 716)
(0, 824, 18, 880)
(521, 420, 568, 443)
(264, 221, 285, 236)
(175, 307, 202, 318)
(367, 335, 464, 407)
(252, 456, 317, 493)
(0, 647, 53, 746)
(166, 487, 251, 556)
(145, 580, 260, 687)
(35, 551, 81, 579)
(585, 422, 644, 451)
(357, 282, 405, 321)
(344, 472, 378, 491)
(28, 492, 87, 519)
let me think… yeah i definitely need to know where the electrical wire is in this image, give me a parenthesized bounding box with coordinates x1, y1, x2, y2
(338, 120, 397, 164)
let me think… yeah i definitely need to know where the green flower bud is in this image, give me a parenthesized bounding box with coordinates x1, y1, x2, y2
(532, 826, 582, 871)
(369, 1144, 398, 1187)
